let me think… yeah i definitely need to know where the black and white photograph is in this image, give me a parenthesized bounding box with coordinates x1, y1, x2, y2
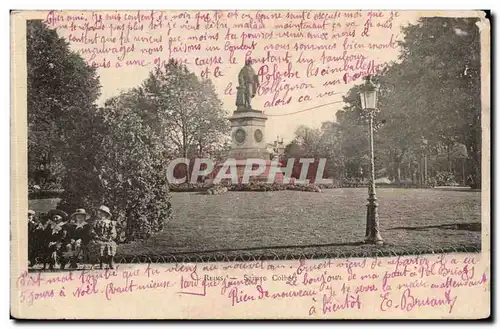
(24, 12, 484, 271)
(10, 9, 490, 320)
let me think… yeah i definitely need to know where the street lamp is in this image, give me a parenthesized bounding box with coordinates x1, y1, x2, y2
(359, 75, 384, 245)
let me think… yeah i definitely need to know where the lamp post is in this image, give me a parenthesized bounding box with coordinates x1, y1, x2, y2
(359, 75, 384, 245)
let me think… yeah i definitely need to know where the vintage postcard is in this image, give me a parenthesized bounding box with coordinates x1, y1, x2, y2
(11, 10, 490, 319)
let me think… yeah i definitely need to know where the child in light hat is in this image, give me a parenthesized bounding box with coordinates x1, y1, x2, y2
(90, 205, 117, 270)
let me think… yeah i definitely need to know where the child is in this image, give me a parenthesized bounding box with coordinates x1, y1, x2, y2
(46, 210, 69, 270)
(27, 210, 37, 266)
(32, 212, 50, 269)
(67, 209, 92, 269)
(28, 210, 36, 229)
(90, 205, 117, 270)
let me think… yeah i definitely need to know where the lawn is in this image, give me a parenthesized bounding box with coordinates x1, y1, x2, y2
(115, 188, 482, 261)
(28, 188, 481, 262)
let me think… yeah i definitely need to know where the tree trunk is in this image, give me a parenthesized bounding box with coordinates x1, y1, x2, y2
(447, 143, 453, 172)
(182, 129, 191, 183)
(125, 209, 134, 242)
(470, 148, 481, 189)
(184, 149, 191, 183)
(393, 160, 401, 184)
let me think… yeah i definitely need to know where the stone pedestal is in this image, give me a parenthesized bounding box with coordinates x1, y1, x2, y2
(227, 109, 269, 160)
(209, 108, 284, 184)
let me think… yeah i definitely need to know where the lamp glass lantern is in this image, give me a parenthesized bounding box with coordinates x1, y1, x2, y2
(359, 76, 379, 110)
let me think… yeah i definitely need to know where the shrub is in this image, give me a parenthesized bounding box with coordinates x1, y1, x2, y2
(229, 182, 322, 192)
(168, 183, 209, 192)
(58, 107, 172, 242)
(317, 182, 342, 189)
(286, 183, 322, 192)
(341, 179, 369, 188)
(205, 185, 228, 195)
(432, 171, 457, 186)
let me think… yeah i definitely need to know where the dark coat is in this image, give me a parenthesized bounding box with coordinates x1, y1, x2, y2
(71, 222, 92, 245)
(47, 221, 71, 250)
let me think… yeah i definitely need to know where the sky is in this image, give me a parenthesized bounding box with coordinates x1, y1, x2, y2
(49, 10, 417, 143)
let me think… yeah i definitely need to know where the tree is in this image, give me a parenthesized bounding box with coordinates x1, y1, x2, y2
(284, 140, 302, 159)
(114, 60, 231, 182)
(292, 125, 322, 157)
(27, 20, 101, 187)
(140, 60, 230, 160)
(397, 17, 482, 187)
(285, 123, 347, 180)
(194, 79, 231, 157)
(58, 103, 173, 242)
(28, 21, 172, 241)
(342, 17, 482, 186)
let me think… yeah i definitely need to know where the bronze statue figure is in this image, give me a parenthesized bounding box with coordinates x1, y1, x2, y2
(236, 59, 259, 110)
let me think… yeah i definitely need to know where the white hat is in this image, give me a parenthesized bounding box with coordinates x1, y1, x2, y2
(28, 210, 35, 215)
(98, 205, 112, 217)
(70, 208, 90, 219)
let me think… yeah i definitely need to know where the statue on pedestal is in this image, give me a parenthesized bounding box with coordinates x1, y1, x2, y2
(236, 59, 259, 111)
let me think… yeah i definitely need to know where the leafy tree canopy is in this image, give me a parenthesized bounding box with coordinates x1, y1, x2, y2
(27, 20, 101, 186)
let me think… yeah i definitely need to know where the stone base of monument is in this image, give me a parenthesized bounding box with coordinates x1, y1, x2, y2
(228, 110, 268, 159)
(212, 160, 285, 184)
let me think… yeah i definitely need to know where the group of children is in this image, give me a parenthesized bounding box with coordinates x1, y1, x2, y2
(28, 205, 118, 270)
